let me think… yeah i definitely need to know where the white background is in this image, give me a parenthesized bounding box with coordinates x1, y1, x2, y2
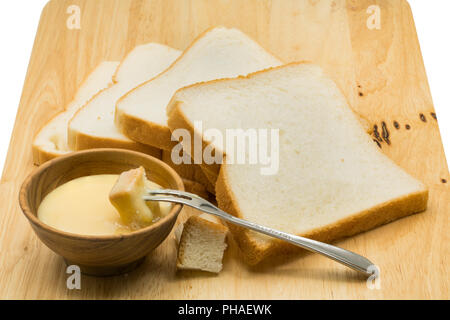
(0, 0, 448, 173)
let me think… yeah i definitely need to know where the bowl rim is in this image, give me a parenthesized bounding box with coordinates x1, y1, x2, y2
(19, 148, 185, 241)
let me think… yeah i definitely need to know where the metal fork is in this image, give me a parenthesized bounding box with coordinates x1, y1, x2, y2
(143, 189, 376, 276)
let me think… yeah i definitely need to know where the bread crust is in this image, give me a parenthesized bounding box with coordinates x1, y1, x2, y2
(168, 61, 429, 265)
(115, 108, 175, 151)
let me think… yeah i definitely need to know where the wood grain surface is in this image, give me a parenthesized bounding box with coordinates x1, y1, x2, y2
(0, 0, 448, 299)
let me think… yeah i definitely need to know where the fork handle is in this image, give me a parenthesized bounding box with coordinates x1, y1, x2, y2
(202, 206, 374, 276)
(215, 209, 374, 275)
(144, 191, 375, 276)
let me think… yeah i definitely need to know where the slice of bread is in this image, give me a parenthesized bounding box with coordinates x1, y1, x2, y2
(176, 213, 228, 273)
(68, 43, 181, 157)
(32, 61, 119, 165)
(167, 62, 429, 265)
(182, 114, 374, 186)
(115, 27, 282, 151)
(161, 150, 215, 194)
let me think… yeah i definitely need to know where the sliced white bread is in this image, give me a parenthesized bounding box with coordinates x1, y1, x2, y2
(68, 43, 181, 157)
(115, 27, 282, 151)
(176, 213, 228, 273)
(167, 62, 429, 265)
(161, 150, 215, 194)
(195, 112, 374, 186)
(32, 61, 119, 165)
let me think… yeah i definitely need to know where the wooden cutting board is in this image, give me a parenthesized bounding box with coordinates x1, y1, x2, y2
(0, 0, 448, 299)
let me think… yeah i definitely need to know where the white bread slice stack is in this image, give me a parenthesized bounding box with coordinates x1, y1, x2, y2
(68, 43, 181, 157)
(176, 214, 228, 273)
(115, 27, 282, 151)
(167, 62, 429, 265)
(32, 61, 119, 165)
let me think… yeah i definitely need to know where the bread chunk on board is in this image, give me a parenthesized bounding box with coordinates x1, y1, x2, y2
(176, 214, 228, 273)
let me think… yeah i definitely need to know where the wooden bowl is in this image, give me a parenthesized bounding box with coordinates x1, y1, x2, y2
(19, 149, 184, 276)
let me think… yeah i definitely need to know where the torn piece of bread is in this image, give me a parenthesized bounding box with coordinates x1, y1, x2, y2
(162, 150, 215, 194)
(115, 27, 282, 151)
(68, 43, 181, 157)
(167, 62, 428, 265)
(32, 61, 119, 165)
(177, 214, 228, 273)
(109, 167, 171, 229)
